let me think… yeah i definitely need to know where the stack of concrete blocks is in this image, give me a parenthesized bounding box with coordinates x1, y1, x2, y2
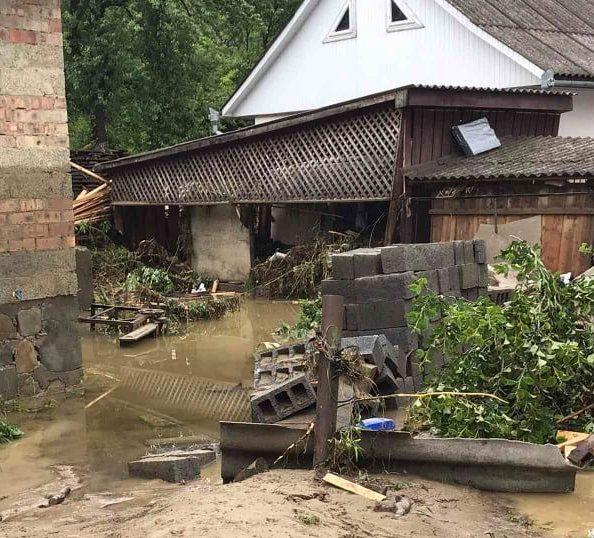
(322, 241, 487, 403)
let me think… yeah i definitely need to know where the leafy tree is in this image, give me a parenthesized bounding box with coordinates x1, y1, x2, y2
(62, 0, 301, 152)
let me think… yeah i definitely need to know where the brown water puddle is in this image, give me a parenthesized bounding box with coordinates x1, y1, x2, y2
(506, 472, 594, 537)
(1, 297, 593, 537)
(0, 299, 298, 509)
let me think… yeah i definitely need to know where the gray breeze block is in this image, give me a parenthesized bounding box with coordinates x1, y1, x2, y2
(251, 374, 316, 424)
(341, 335, 387, 370)
(478, 264, 489, 287)
(345, 304, 358, 331)
(381, 243, 455, 273)
(459, 264, 479, 290)
(453, 241, 465, 265)
(353, 300, 407, 331)
(331, 252, 355, 280)
(355, 272, 416, 302)
(416, 270, 439, 293)
(321, 278, 356, 302)
(345, 328, 419, 352)
(474, 239, 487, 264)
(463, 241, 475, 264)
(128, 449, 216, 483)
(353, 248, 382, 278)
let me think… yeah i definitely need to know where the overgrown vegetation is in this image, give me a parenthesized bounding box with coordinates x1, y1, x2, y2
(0, 418, 23, 444)
(250, 233, 359, 299)
(276, 297, 322, 340)
(407, 241, 594, 444)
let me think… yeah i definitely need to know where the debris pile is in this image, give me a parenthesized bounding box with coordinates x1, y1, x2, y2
(249, 233, 359, 299)
(90, 239, 240, 331)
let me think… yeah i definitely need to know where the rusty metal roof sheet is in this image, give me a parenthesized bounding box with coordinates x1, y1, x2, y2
(447, 0, 594, 78)
(404, 136, 594, 182)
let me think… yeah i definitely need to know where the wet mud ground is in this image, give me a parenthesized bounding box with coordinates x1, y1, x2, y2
(0, 299, 592, 537)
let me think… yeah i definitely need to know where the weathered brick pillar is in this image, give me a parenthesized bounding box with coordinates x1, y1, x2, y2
(0, 0, 82, 399)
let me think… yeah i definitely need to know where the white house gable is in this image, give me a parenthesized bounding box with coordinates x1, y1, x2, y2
(223, 0, 542, 119)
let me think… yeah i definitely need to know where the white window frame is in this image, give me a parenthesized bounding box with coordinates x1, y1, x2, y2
(386, 0, 424, 32)
(324, 0, 357, 43)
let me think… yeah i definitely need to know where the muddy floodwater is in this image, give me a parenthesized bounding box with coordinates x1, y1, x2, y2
(1, 298, 593, 537)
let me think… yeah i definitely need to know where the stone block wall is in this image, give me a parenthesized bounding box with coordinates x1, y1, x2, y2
(322, 241, 487, 387)
(0, 0, 82, 400)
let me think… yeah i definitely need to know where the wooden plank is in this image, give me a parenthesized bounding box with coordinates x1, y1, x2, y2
(429, 208, 594, 216)
(119, 323, 159, 345)
(322, 473, 386, 502)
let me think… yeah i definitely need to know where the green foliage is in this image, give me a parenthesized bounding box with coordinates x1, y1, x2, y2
(164, 296, 241, 330)
(407, 241, 594, 444)
(326, 426, 364, 474)
(126, 266, 175, 294)
(62, 0, 301, 152)
(276, 297, 322, 340)
(0, 418, 23, 444)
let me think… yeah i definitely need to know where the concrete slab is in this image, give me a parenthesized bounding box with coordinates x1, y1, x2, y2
(128, 449, 216, 483)
(220, 423, 577, 493)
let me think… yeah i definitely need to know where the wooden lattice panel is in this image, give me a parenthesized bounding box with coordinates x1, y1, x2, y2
(111, 105, 402, 204)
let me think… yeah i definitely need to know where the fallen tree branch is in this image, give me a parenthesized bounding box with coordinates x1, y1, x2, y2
(557, 403, 594, 425)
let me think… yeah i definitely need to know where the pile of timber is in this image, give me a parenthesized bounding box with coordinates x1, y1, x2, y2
(71, 161, 111, 225)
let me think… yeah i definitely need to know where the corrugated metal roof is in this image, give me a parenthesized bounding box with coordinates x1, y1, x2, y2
(404, 136, 594, 181)
(447, 0, 594, 78)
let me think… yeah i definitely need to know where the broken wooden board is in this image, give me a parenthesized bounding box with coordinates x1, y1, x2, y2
(119, 322, 158, 346)
(322, 472, 386, 502)
(557, 430, 591, 450)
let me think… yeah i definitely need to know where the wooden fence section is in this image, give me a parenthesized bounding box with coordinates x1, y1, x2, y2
(109, 105, 402, 205)
(430, 188, 594, 275)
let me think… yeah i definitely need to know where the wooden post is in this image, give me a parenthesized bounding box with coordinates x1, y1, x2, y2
(384, 109, 408, 246)
(313, 295, 343, 468)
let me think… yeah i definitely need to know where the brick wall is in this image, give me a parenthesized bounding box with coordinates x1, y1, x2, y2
(0, 0, 81, 400)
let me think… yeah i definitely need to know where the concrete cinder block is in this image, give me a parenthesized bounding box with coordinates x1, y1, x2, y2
(341, 335, 386, 370)
(17, 307, 42, 336)
(321, 279, 356, 302)
(350, 328, 418, 352)
(452, 241, 465, 265)
(416, 270, 439, 293)
(463, 241, 475, 264)
(355, 272, 416, 302)
(459, 264, 479, 290)
(448, 266, 461, 292)
(345, 304, 358, 331)
(354, 300, 407, 330)
(353, 248, 382, 278)
(251, 374, 316, 424)
(473, 240, 487, 264)
(381, 243, 455, 273)
(128, 449, 216, 483)
(463, 288, 479, 301)
(478, 264, 489, 288)
(331, 252, 355, 280)
(437, 268, 450, 294)
(0, 365, 18, 400)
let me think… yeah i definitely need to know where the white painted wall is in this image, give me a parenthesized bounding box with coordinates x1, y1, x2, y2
(229, 0, 539, 118)
(558, 89, 594, 138)
(190, 205, 252, 282)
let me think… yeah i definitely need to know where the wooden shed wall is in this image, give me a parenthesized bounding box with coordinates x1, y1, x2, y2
(429, 187, 594, 276)
(403, 108, 560, 167)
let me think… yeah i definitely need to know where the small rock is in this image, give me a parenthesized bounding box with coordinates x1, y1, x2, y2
(17, 308, 42, 337)
(14, 340, 38, 374)
(374, 492, 413, 519)
(40, 487, 71, 508)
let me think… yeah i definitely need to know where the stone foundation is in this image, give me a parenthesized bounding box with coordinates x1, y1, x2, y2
(0, 295, 82, 400)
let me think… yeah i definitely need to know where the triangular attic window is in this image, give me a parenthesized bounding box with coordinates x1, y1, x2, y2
(336, 8, 350, 32)
(391, 1, 407, 22)
(324, 0, 357, 42)
(386, 0, 423, 32)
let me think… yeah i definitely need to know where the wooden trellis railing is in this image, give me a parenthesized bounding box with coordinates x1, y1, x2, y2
(107, 103, 402, 205)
